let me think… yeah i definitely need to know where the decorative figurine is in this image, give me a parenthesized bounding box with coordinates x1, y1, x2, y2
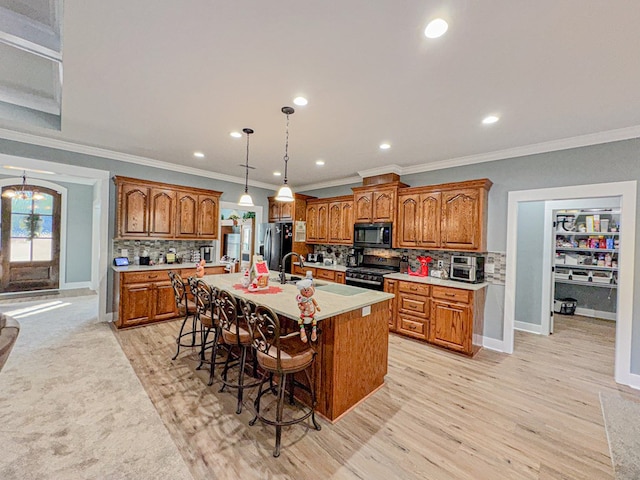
(296, 278, 321, 342)
(241, 268, 251, 287)
(195, 259, 206, 278)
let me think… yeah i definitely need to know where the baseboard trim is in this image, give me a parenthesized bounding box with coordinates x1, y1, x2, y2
(574, 307, 616, 321)
(482, 336, 506, 352)
(628, 373, 640, 390)
(514, 321, 543, 334)
(61, 281, 92, 290)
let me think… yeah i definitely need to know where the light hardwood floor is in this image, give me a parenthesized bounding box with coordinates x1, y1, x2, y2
(114, 314, 638, 480)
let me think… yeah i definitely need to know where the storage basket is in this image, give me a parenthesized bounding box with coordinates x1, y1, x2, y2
(555, 268, 571, 280)
(554, 298, 577, 315)
(591, 271, 613, 284)
(571, 270, 590, 282)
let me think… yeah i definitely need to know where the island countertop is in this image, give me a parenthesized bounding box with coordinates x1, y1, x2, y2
(202, 271, 393, 322)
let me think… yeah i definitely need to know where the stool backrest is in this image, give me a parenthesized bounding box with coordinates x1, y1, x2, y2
(252, 305, 284, 371)
(193, 279, 216, 326)
(168, 271, 188, 308)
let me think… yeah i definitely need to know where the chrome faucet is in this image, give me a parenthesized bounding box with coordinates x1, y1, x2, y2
(279, 252, 305, 284)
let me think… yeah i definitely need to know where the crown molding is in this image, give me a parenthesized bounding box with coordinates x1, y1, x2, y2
(401, 125, 640, 176)
(357, 164, 403, 178)
(0, 127, 280, 190)
(297, 175, 362, 192)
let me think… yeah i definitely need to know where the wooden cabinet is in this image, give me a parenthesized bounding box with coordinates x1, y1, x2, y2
(429, 285, 485, 356)
(306, 200, 328, 243)
(335, 271, 346, 284)
(384, 278, 398, 331)
(396, 281, 430, 340)
(292, 264, 316, 278)
(115, 177, 221, 240)
(268, 194, 313, 223)
(327, 196, 354, 245)
(352, 183, 405, 224)
(292, 264, 346, 284)
(396, 178, 491, 251)
(116, 270, 178, 328)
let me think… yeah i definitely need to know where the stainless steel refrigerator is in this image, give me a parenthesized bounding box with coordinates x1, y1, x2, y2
(259, 222, 293, 272)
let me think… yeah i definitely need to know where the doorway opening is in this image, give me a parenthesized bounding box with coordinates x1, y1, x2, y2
(504, 181, 637, 387)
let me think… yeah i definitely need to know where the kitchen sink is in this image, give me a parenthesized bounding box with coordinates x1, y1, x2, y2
(315, 283, 366, 296)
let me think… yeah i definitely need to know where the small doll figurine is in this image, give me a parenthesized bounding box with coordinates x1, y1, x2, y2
(295, 278, 321, 343)
(195, 259, 206, 278)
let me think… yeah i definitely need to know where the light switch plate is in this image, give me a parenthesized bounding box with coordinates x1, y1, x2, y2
(362, 305, 371, 316)
(485, 263, 495, 274)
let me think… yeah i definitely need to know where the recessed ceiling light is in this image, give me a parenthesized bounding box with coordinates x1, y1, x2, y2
(482, 115, 500, 125)
(273, 171, 282, 176)
(230, 131, 242, 138)
(424, 18, 448, 39)
(379, 143, 391, 150)
(193, 151, 205, 158)
(293, 96, 308, 106)
(315, 159, 325, 166)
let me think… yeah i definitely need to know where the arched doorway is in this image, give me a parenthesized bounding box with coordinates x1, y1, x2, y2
(1, 184, 61, 292)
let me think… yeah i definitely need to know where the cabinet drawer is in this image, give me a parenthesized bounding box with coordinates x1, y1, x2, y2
(398, 281, 430, 296)
(292, 264, 316, 277)
(398, 292, 429, 318)
(122, 271, 169, 284)
(397, 314, 428, 340)
(181, 266, 226, 278)
(432, 286, 470, 304)
(316, 268, 336, 281)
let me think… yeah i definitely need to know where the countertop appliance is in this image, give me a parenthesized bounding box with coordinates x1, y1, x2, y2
(307, 253, 324, 263)
(345, 254, 400, 291)
(450, 255, 485, 283)
(346, 247, 364, 267)
(353, 223, 392, 249)
(199, 245, 215, 264)
(260, 222, 293, 272)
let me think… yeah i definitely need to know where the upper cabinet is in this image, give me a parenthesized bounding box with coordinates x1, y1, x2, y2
(352, 183, 405, 224)
(306, 199, 328, 244)
(267, 194, 313, 223)
(396, 179, 492, 251)
(306, 195, 353, 245)
(115, 177, 221, 240)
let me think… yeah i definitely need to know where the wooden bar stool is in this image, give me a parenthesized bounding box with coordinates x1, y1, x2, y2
(169, 271, 201, 360)
(218, 290, 260, 414)
(248, 305, 321, 457)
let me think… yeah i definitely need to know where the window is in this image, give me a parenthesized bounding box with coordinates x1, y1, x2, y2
(9, 191, 54, 262)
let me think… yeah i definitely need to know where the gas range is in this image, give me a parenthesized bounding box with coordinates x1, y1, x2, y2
(345, 255, 400, 290)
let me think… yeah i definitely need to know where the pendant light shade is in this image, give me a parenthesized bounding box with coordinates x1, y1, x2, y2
(275, 106, 295, 202)
(1, 170, 44, 200)
(237, 128, 254, 207)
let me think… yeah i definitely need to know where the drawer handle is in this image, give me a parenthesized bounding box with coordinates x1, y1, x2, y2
(410, 286, 418, 291)
(149, 275, 159, 279)
(410, 305, 418, 309)
(409, 324, 416, 330)
(445, 293, 456, 297)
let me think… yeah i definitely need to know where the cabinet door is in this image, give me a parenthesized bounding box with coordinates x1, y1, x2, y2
(341, 201, 354, 243)
(198, 194, 219, 238)
(372, 189, 395, 223)
(149, 188, 175, 238)
(429, 300, 472, 354)
(280, 201, 294, 221)
(354, 192, 373, 223)
(335, 271, 346, 284)
(419, 192, 441, 248)
(268, 200, 281, 222)
(384, 279, 397, 331)
(441, 189, 480, 250)
(317, 203, 328, 242)
(120, 282, 154, 327)
(176, 191, 198, 237)
(306, 204, 318, 242)
(328, 202, 342, 243)
(153, 281, 179, 320)
(315, 268, 335, 282)
(119, 184, 149, 237)
(397, 194, 420, 247)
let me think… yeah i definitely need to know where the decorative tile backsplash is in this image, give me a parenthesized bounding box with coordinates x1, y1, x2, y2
(113, 239, 216, 265)
(311, 245, 507, 286)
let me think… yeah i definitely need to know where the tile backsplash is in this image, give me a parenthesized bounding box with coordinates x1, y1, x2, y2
(113, 239, 216, 265)
(311, 245, 506, 286)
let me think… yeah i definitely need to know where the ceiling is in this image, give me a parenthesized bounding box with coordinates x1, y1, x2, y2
(1, 1, 640, 190)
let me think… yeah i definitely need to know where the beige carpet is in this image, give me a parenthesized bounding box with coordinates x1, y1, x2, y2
(0, 295, 193, 480)
(601, 392, 640, 480)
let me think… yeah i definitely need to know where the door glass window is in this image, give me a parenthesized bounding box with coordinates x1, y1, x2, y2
(9, 191, 54, 262)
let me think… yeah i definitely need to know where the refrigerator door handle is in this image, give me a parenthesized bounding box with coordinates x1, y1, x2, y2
(264, 228, 272, 266)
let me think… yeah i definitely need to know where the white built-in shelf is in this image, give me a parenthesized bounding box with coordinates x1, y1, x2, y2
(555, 247, 618, 253)
(555, 264, 618, 272)
(555, 279, 617, 289)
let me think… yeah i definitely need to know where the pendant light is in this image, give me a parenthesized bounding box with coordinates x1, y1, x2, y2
(238, 128, 255, 207)
(1, 170, 44, 200)
(275, 106, 295, 202)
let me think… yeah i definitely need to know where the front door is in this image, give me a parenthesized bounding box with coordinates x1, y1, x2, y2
(0, 185, 61, 292)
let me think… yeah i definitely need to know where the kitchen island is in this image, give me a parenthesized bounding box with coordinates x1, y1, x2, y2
(203, 272, 394, 423)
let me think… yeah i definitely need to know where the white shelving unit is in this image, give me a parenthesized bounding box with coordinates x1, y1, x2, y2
(554, 210, 620, 288)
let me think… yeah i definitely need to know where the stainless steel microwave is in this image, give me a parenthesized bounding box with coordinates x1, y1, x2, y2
(353, 223, 392, 249)
(450, 255, 485, 283)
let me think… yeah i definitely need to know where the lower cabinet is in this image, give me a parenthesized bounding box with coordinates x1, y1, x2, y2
(292, 264, 345, 284)
(383, 278, 486, 356)
(117, 271, 178, 328)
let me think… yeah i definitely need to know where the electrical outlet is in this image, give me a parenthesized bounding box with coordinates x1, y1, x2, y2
(485, 263, 495, 274)
(437, 260, 444, 269)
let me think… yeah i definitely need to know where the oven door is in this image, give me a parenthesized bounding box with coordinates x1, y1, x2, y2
(345, 276, 384, 291)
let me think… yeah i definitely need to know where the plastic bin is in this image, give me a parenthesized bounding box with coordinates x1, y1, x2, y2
(554, 298, 577, 315)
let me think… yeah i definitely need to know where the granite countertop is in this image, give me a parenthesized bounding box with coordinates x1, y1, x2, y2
(112, 262, 227, 273)
(203, 271, 392, 322)
(293, 262, 347, 272)
(383, 272, 489, 291)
